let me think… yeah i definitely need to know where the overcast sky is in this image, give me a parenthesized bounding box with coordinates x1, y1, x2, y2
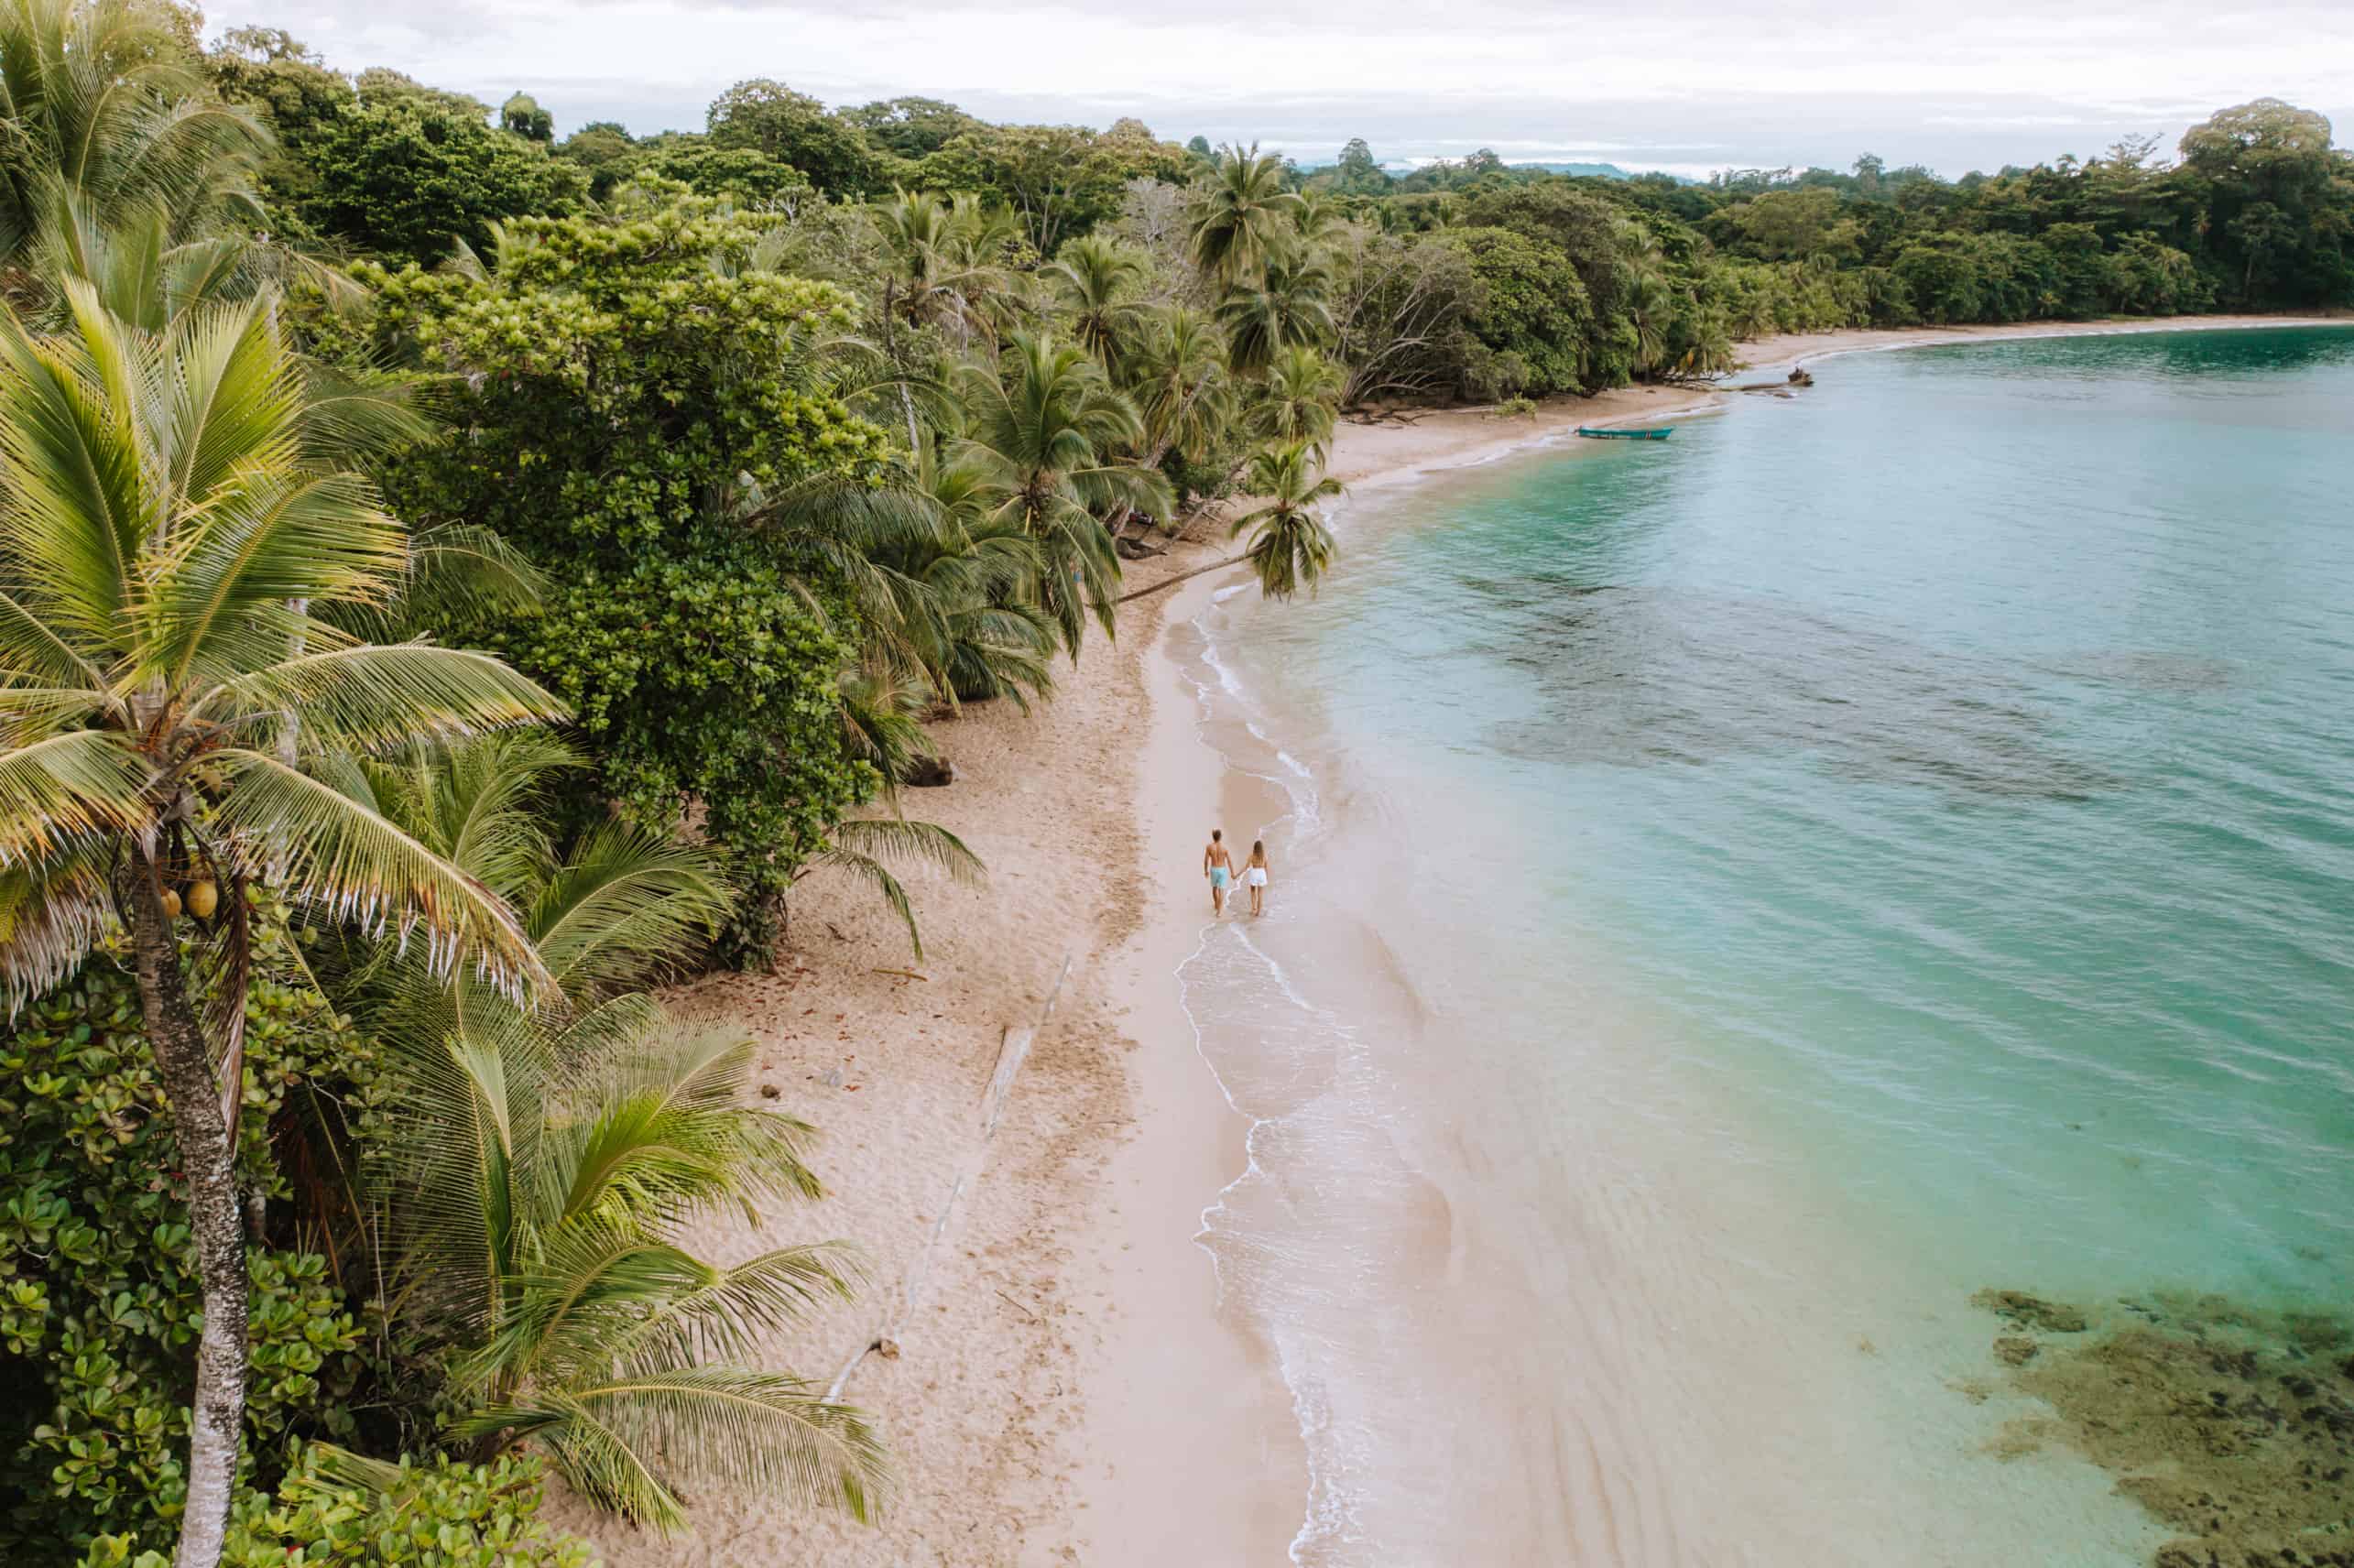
(218, 0, 2352, 178)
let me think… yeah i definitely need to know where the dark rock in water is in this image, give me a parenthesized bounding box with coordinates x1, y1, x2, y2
(1994, 1335, 2039, 1367)
(906, 755, 955, 788)
(1974, 1289, 2089, 1334)
(1971, 1290, 2354, 1568)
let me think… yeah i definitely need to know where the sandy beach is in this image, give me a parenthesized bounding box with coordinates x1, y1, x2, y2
(566, 311, 2345, 1568)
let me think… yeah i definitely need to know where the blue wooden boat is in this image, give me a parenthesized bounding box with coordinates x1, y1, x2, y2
(1575, 426, 1674, 441)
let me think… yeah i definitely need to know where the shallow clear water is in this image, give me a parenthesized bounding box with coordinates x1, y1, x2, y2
(1176, 327, 2354, 1566)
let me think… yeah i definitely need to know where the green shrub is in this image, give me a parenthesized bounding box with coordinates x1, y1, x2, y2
(342, 201, 896, 961)
(0, 935, 365, 1560)
(78, 1445, 596, 1568)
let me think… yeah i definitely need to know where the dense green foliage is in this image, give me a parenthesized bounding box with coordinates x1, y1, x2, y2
(299, 102, 588, 264)
(1, 940, 365, 1561)
(340, 205, 892, 956)
(79, 1446, 594, 1568)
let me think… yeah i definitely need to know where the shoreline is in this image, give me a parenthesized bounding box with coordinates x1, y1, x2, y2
(586, 310, 2349, 1568)
(1063, 310, 2350, 1564)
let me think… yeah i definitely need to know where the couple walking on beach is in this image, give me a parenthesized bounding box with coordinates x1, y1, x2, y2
(1204, 828, 1270, 918)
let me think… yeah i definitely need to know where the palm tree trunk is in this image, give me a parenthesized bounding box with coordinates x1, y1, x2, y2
(1115, 551, 1246, 602)
(126, 858, 247, 1568)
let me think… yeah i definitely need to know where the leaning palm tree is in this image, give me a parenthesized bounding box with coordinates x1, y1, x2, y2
(0, 285, 564, 1568)
(1121, 303, 1233, 474)
(1188, 142, 1302, 289)
(953, 332, 1172, 654)
(1229, 441, 1342, 601)
(1247, 345, 1343, 460)
(379, 994, 887, 1532)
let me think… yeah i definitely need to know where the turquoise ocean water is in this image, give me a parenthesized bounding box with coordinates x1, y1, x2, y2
(1172, 327, 2354, 1565)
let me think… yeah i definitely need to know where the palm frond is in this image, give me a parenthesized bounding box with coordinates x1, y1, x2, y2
(206, 747, 551, 996)
(0, 725, 153, 863)
(460, 1367, 888, 1533)
(197, 644, 565, 755)
(0, 839, 113, 1006)
(528, 821, 731, 1000)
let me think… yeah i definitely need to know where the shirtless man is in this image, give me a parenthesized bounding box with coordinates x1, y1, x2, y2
(1204, 828, 1235, 917)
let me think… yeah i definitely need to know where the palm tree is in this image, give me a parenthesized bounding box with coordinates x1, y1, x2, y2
(866, 187, 1014, 342)
(1627, 271, 1675, 376)
(1217, 245, 1335, 375)
(1228, 441, 1341, 601)
(953, 332, 1172, 654)
(318, 732, 890, 1533)
(1122, 304, 1233, 473)
(1292, 191, 1352, 248)
(0, 287, 563, 1568)
(1248, 344, 1344, 461)
(1043, 234, 1146, 375)
(0, 0, 268, 278)
(1188, 143, 1302, 289)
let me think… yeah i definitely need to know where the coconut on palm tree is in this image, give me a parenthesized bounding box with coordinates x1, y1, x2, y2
(1228, 441, 1342, 601)
(0, 285, 565, 1568)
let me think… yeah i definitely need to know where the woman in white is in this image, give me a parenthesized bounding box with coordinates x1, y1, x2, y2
(1243, 839, 1271, 917)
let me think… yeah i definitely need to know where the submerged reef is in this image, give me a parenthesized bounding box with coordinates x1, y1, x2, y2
(1971, 1289, 2354, 1567)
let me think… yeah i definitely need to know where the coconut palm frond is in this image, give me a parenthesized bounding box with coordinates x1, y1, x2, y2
(463, 1366, 888, 1534)
(0, 726, 154, 862)
(800, 819, 984, 962)
(0, 840, 114, 1007)
(827, 818, 986, 887)
(199, 645, 565, 757)
(528, 821, 731, 1000)
(206, 747, 551, 996)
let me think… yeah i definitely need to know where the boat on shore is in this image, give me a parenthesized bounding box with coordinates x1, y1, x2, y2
(1575, 426, 1674, 441)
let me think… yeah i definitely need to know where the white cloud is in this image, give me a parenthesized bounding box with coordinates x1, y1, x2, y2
(217, 0, 2354, 177)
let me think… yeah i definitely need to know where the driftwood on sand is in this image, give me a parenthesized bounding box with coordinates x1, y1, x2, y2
(823, 954, 1073, 1404)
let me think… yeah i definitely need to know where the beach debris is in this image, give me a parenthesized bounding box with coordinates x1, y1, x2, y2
(1972, 1289, 2088, 1334)
(996, 1289, 1039, 1323)
(906, 754, 956, 788)
(1786, 367, 1815, 387)
(758, 1083, 780, 1099)
(1993, 1335, 2039, 1367)
(873, 967, 930, 982)
(822, 952, 1074, 1409)
(826, 921, 848, 941)
(822, 1067, 845, 1088)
